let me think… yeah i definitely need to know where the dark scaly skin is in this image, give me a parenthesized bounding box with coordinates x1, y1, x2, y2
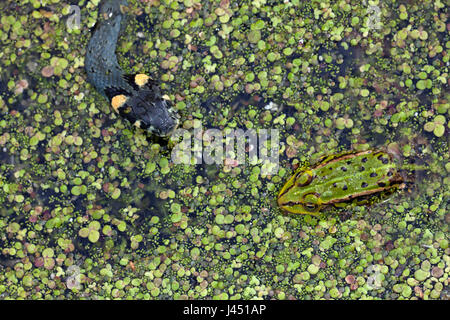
(85, 0, 179, 137)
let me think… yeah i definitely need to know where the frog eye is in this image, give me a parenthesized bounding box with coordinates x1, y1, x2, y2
(304, 203, 317, 211)
(303, 193, 319, 211)
(294, 170, 313, 187)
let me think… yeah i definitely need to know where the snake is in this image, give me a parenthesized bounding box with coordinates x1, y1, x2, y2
(85, 0, 179, 137)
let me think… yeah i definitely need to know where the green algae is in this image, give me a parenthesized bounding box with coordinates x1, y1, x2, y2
(0, 0, 448, 300)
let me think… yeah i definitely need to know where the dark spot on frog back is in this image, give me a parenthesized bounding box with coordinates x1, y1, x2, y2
(377, 154, 389, 164)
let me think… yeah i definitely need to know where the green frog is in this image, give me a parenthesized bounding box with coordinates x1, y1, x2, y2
(277, 149, 407, 216)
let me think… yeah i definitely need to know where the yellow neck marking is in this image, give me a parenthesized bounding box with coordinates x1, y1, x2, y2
(135, 74, 150, 87)
(111, 94, 128, 113)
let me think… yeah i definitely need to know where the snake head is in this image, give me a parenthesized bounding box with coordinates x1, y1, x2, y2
(139, 97, 179, 137)
(106, 82, 179, 138)
(126, 74, 180, 137)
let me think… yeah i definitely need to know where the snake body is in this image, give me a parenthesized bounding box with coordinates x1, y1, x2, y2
(85, 0, 178, 137)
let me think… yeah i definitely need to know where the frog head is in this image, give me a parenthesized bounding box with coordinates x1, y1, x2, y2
(277, 168, 323, 215)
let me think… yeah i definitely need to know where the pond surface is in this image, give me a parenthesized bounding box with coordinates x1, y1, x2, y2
(0, 0, 448, 300)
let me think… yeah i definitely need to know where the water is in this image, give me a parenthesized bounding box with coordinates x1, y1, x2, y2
(0, 0, 448, 300)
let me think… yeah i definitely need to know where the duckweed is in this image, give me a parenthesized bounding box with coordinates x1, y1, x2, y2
(0, 0, 448, 301)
